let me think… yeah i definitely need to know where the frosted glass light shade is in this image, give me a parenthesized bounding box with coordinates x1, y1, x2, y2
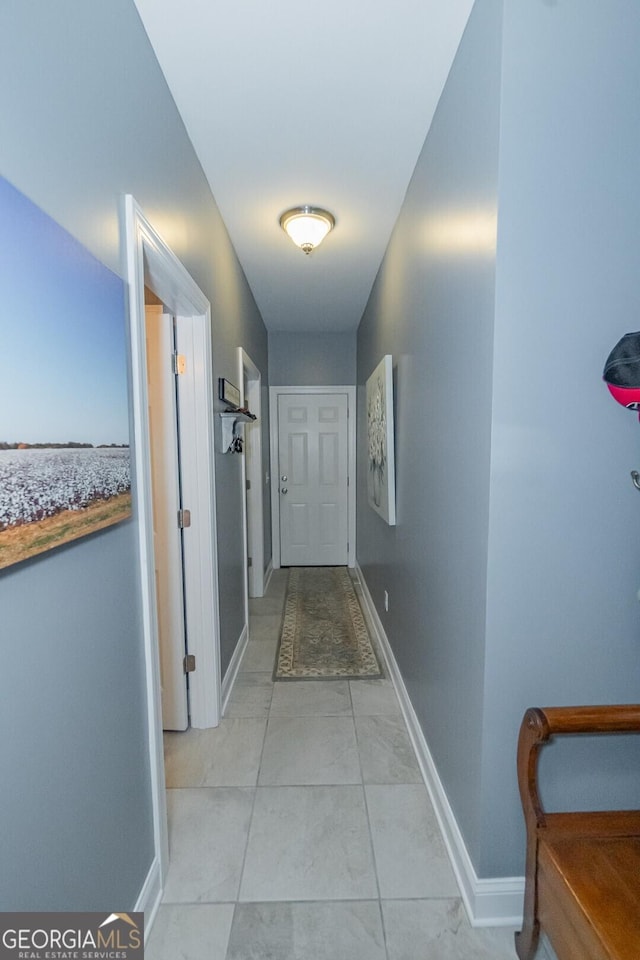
(279, 206, 335, 255)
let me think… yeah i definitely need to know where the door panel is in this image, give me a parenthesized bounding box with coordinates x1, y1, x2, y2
(289, 433, 309, 486)
(278, 393, 349, 566)
(319, 433, 338, 485)
(290, 502, 310, 546)
(145, 305, 188, 731)
(319, 405, 339, 422)
(288, 405, 308, 423)
(319, 501, 339, 544)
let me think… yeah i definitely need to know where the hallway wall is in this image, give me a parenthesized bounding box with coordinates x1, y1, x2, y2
(269, 331, 356, 385)
(0, 0, 267, 910)
(480, 0, 640, 878)
(357, 0, 640, 883)
(357, 0, 502, 874)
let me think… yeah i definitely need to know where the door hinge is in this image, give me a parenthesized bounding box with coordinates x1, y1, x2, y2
(178, 508, 191, 529)
(246, 479, 251, 490)
(183, 654, 196, 674)
(247, 556, 253, 568)
(172, 352, 186, 375)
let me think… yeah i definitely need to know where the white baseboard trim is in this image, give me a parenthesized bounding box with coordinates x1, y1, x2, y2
(135, 855, 162, 932)
(221, 622, 249, 715)
(263, 559, 273, 594)
(355, 563, 524, 929)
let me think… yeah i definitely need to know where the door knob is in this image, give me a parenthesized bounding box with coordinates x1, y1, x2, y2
(281, 475, 288, 482)
(281, 487, 288, 495)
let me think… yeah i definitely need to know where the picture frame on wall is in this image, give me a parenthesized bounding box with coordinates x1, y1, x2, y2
(366, 354, 396, 525)
(0, 176, 131, 570)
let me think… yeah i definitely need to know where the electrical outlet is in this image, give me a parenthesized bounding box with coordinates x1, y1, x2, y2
(384, 590, 389, 612)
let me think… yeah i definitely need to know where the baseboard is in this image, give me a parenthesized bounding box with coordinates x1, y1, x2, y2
(135, 855, 162, 933)
(263, 559, 273, 593)
(221, 622, 249, 715)
(355, 563, 524, 929)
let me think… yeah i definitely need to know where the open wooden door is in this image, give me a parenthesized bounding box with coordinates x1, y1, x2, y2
(145, 303, 188, 731)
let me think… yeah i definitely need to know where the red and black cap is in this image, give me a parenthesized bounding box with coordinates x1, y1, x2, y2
(603, 332, 640, 417)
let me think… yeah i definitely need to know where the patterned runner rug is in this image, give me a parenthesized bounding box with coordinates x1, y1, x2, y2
(274, 566, 382, 680)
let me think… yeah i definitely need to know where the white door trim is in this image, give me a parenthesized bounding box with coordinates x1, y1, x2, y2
(123, 195, 222, 895)
(269, 385, 356, 569)
(238, 348, 264, 599)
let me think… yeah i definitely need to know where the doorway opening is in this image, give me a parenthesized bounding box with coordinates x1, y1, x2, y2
(238, 348, 265, 601)
(145, 297, 191, 731)
(269, 385, 356, 569)
(124, 195, 221, 912)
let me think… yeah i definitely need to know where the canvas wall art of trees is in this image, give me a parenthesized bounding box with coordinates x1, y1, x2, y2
(366, 354, 396, 525)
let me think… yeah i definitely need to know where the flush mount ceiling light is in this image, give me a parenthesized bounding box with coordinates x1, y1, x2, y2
(279, 206, 335, 255)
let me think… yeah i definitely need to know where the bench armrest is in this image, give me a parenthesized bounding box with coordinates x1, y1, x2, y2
(515, 705, 640, 960)
(534, 704, 640, 737)
(517, 705, 640, 828)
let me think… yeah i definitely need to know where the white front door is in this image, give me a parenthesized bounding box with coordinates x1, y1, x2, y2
(278, 392, 349, 566)
(145, 305, 188, 731)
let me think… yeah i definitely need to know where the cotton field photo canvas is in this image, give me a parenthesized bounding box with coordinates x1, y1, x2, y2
(0, 177, 131, 570)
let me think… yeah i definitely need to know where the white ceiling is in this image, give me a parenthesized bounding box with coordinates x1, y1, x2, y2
(133, 0, 474, 332)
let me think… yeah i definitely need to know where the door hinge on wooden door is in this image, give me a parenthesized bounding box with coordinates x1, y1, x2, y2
(183, 654, 196, 674)
(178, 508, 191, 529)
(172, 352, 186, 375)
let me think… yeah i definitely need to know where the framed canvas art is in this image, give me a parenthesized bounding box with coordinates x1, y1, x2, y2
(366, 354, 396, 525)
(0, 177, 131, 570)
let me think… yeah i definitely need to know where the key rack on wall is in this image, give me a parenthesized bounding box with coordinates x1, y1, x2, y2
(218, 378, 257, 453)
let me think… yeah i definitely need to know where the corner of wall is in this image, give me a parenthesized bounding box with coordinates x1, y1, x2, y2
(355, 564, 524, 927)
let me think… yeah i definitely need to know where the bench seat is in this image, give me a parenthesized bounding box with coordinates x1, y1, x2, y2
(514, 706, 640, 960)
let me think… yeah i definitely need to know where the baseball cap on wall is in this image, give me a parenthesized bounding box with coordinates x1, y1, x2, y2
(603, 332, 640, 417)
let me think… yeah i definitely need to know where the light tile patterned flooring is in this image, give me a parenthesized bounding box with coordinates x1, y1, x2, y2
(147, 569, 517, 959)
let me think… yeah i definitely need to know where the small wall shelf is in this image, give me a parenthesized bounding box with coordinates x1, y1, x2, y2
(219, 408, 257, 453)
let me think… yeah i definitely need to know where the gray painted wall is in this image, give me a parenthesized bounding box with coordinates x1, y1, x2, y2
(0, 0, 267, 909)
(480, 0, 640, 877)
(357, 0, 640, 881)
(357, 0, 503, 871)
(269, 331, 356, 385)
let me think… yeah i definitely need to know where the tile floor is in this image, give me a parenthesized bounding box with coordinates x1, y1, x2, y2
(148, 569, 518, 959)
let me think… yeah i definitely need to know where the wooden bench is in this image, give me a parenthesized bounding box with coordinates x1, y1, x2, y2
(515, 705, 640, 960)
